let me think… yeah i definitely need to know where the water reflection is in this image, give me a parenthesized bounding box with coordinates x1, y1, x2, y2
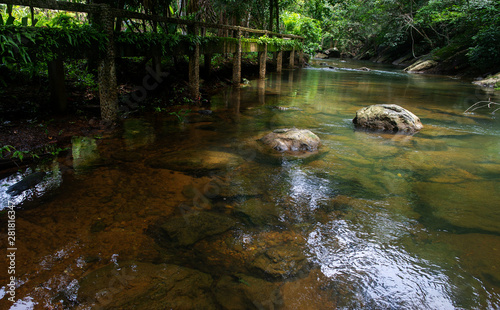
(72, 136, 99, 174)
(122, 119, 155, 150)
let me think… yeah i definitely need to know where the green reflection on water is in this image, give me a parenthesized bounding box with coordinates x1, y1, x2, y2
(207, 60, 500, 308)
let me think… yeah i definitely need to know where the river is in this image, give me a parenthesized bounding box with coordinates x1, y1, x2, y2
(1, 59, 500, 309)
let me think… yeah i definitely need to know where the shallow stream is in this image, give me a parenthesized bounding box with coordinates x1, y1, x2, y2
(1, 59, 500, 309)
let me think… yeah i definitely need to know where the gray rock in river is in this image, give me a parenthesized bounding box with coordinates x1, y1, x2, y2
(259, 128, 321, 153)
(353, 104, 423, 134)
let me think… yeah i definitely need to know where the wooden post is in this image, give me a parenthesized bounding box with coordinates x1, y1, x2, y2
(97, 3, 118, 121)
(289, 47, 295, 68)
(47, 59, 67, 113)
(299, 39, 305, 67)
(204, 53, 212, 77)
(276, 50, 283, 73)
(258, 78, 265, 105)
(259, 43, 267, 79)
(232, 87, 241, 121)
(152, 47, 161, 75)
(232, 28, 242, 84)
(188, 25, 200, 99)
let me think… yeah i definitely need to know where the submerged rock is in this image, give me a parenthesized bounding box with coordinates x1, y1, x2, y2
(250, 245, 310, 279)
(353, 104, 423, 134)
(157, 211, 236, 246)
(215, 274, 282, 309)
(280, 269, 337, 309)
(78, 262, 216, 309)
(259, 128, 321, 153)
(233, 198, 280, 227)
(146, 150, 242, 175)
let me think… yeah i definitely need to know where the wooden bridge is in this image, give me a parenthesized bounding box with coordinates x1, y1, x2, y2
(0, 0, 304, 120)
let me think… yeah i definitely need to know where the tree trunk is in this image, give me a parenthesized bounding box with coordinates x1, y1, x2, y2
(269, 0, 274, 32)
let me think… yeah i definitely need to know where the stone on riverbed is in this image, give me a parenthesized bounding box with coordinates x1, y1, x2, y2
(146, 150, 242, 175)
(250, 245, 310, 279)
(78, 261, 216, 309)
(158, 211, 236, 246)
(260, 128, 321, 153)
(215, 274, 282, 309)
(353, 104, 423, 134)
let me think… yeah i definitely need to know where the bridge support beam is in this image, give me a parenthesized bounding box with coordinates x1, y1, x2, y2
(97, 3, 118, 121)
(232, 29, 242, 84)
(204, 53, 212, 77)
(289, 47, 295, 68)
(276, 51, 283, 73)
(152, 50, 162, 75)
(47, 59, 67, 113)
(188, 25, 200, 99)
(189, 43, 200, 100)
(259, 43, 267, 79)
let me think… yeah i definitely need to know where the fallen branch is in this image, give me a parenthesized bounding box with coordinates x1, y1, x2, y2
(464, 99, 500, 115)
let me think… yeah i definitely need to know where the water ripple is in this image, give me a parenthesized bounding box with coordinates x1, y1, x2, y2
(307, 219, 456, 309)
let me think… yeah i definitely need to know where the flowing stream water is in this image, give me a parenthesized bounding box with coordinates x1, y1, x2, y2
(1, 59, 500, 309)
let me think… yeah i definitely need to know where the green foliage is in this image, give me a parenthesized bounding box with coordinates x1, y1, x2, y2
(468, 25, 500, 71)
(282, 11, 321, 54)
(0, 25, 107, 64)
(0, 145, 39, 162)
(65, 60, 98, 91)
(281, 0, 500, 73)
(247, 35, 302, 51)
(49, 13, 81, 28)
(170, 109, 191, 123)
(49, 147, 67, 157)
(0, 145, 13, 158)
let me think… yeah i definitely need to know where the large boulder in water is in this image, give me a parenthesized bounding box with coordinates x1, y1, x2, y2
(353, 104, 423, 134)
(260, 128, 321, 153)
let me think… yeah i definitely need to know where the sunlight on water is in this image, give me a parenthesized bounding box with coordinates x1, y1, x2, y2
(308, 219, 456, 309)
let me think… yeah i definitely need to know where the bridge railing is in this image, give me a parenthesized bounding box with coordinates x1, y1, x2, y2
(1, 0, 303, 40)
